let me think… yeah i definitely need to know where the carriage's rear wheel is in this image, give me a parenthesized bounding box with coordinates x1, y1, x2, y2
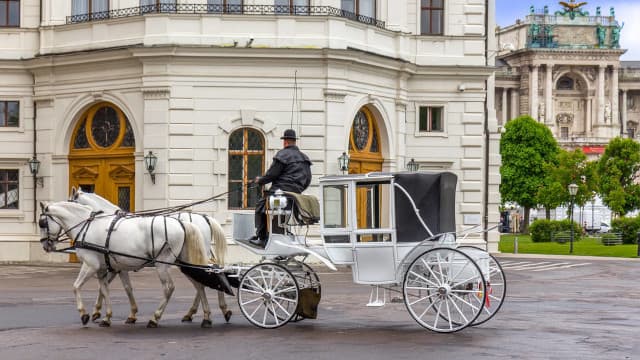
(457, 246, 506, 326)
(238, 263, 299, 329)
(403, 247, 486, 333)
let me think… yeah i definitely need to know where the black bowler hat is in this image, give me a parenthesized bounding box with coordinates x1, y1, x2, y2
(280, 129, 298, 140)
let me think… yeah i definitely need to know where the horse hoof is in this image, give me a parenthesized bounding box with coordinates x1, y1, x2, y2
(201, 319, 212, 328)
(147, 320, 158, 328)
(181, 315, 193, 323)
(91, 313, 101, 322)
(224, 311, 232, 323)
(81, 314, 90, 325)
(99, 320, 111, 328)
(125, 317, 136, 324)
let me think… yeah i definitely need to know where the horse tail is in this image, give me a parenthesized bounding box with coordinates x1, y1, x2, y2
(181, 222, 208, 266)
(208, 217, 227, 266)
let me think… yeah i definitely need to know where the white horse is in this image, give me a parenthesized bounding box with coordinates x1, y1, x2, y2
(39, 201, 213, 328)
(69, 187, 231, 324)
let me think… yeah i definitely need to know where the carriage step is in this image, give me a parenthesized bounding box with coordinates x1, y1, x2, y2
(366, 286, 387, 307)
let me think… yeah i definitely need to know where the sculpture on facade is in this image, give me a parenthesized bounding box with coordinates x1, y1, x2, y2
(611, 23, 624, 49)
(596, 26, 606, 48)
(605, 101, 612, 123)
(557, 0, 589, 20)
(529, 23, 541, 47)
(539, 102, 546, 122)
(596, 6, 601, 16)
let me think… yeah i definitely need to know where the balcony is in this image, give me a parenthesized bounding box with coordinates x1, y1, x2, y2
(66, 4, 385, 29)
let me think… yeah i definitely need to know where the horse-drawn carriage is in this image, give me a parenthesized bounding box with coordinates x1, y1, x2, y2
(39, 171, 505, 333)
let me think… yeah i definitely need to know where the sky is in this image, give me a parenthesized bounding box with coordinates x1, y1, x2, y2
(496, 0, 640, 60)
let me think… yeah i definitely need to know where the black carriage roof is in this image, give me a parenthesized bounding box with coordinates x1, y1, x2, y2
(320, 171, 458, 242)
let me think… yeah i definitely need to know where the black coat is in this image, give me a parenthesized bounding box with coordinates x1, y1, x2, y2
(257, 145, 312, 193)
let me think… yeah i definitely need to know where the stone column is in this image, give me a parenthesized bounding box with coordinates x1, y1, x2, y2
(622, 89, 628, 136)
(501, 87, 508, 125)
(545, 64, 554, 127)
(586, 97, 592, 134)
(597, 65, 605, 126)
(530, 65, 539, 120)
(510, 88, 519, 120)
(611, 66, 619, 132)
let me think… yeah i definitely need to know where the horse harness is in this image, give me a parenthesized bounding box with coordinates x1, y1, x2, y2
(43, 209, 188, 272)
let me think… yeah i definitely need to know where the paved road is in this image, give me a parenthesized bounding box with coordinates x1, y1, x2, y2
(0, 256, 638, 360)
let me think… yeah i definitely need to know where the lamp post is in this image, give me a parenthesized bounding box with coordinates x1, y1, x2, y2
(28, 156, 43, 187)
(144, 151, 158, 184)
(338, 152, 350, 175)
(568, 183, 578, 253)
(406, 158, 419, 172)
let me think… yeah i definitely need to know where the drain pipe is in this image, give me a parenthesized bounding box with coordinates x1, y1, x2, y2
(32, 100, 37, 223)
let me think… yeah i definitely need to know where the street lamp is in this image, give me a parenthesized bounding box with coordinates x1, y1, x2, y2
(568, 183, 578, 254)
(144, 151, 158, 184)
(406, 158, 419, 172)
(28, 156, 44, 187)
(338, 152, 350, 175)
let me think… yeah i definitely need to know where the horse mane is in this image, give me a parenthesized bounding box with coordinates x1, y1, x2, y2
(181, 223, 208, 266)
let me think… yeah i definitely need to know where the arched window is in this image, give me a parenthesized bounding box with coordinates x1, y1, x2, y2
(228, 128, 264, 209)
(557, 76, 575, 90)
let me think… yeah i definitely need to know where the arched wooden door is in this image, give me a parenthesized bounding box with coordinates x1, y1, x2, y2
(348, 107, 384, 232)
(68, 103, 135, 260)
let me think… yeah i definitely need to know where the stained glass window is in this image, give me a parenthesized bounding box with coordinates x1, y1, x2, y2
(91, 106, 120, 148)
(121, 121, 135, 147)
(352, 110, 369, 150)
(0, 169, 18, 209)
(228, 128, 265, 209)
(73, 119, 90, 149)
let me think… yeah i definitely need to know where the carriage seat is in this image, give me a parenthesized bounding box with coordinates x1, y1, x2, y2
(283, 191, 320, 225)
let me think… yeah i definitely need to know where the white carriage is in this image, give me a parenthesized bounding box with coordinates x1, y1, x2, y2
(232, 172, 506, 333)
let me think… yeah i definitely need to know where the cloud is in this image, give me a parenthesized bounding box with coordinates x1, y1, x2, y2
(612, 3, 640, 60)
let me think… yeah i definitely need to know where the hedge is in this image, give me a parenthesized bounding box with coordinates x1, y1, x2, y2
(529, 219, 583, 243)
(611, 217, 640, 244)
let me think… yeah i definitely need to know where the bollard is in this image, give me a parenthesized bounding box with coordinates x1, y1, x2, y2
(514, 236, 519, 254)
(637, 232, 640, 257)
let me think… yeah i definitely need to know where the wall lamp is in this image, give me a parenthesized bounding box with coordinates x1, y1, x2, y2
(28, 156, 44, 187)
(144, 150, 158, 184)
(338, 152, 350, 175)
(406, 158, 419, 172)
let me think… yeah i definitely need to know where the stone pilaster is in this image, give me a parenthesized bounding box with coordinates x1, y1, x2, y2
(545, 64, 554, 129)
(510, 88, 519, 120)
(501, 87, 508, 125)
(611, 66, 619, 135)
(596, 65, 605, 127)
(622, 89, 628, 136)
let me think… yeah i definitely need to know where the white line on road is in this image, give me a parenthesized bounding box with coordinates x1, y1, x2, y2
(531, 262, 591, 272)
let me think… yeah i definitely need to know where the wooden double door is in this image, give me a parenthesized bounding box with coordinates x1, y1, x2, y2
(68, 156, 135, 212)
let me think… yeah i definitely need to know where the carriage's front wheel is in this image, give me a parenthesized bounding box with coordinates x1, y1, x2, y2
(403, 247, 486, 333)
(238, 263, 299, 329)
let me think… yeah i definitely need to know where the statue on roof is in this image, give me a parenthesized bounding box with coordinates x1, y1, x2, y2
(557, 0, 589, 20)
(596, 25, 606, 48)
(611, 22, 624, 49)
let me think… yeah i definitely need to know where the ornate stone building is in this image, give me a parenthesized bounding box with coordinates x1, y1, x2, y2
(0, 0, 500, 262)
(495, 2, 640, 156)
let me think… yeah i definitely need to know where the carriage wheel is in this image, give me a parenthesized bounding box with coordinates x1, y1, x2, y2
(238, 263, 299, 329)
(403, 247, 486, 333)
(286, 261, 321, 322)
(458, 246, 506, 326)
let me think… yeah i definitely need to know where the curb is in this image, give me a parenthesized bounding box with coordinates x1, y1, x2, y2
(493, 252, 638, 261)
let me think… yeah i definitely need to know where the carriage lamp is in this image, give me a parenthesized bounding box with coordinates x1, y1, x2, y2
(144, 151, 158, 185)
(568, 183, 578, 254)
(406, 158, 419, 172)
(28, 156, 44, 187)
(338, 152, 350, 174)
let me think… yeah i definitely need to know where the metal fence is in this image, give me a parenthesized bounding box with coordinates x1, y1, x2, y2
(66, 4, 385, 29)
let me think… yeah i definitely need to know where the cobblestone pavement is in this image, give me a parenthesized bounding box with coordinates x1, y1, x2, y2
(0, 256, 638, 360)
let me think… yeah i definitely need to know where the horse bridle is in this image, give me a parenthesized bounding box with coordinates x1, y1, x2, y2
(38, 206, 103, 251)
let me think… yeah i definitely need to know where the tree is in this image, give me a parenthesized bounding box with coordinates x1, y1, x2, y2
(597, 137, 640, 216)
(536, 149, 598, 219)
(500, 115, 560, 232)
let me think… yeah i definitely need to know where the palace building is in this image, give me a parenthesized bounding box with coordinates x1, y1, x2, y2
(0, 0, 500, 263)
(495, 1, 640, 157)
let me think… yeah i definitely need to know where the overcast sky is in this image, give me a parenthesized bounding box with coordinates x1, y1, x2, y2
(496, 0, 639, 60)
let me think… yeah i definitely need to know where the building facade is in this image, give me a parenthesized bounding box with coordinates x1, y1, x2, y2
(0, 0, 500, 263)
(496, 2, 640, 156)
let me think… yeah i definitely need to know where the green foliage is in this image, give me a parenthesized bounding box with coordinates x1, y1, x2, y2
(611, 217, 640, 244)
(597, 138, 640, 216)
(536, 149, 598, 211)
(601, 233, 622, 246)
(529, 219, 582, 242)
(500, 116, 560, 210)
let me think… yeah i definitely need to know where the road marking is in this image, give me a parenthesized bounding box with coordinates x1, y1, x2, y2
(501, 261, 552, 270)
(531, 262, 591, 272)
